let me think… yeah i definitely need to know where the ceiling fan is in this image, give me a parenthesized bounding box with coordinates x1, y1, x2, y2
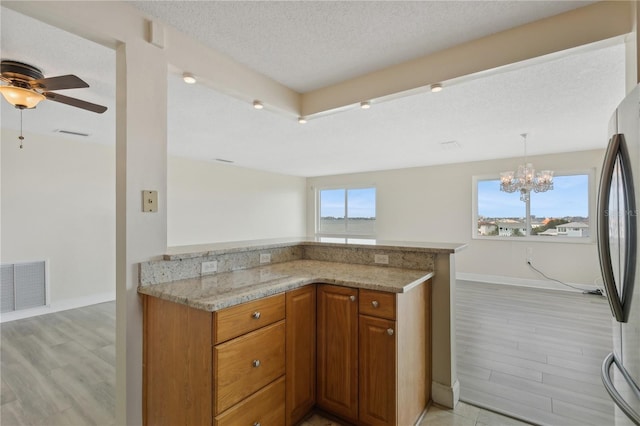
(0, 60, 107, 113)
(0, 60, 108, 148)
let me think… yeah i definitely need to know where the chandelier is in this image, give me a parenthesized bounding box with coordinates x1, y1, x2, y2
(500, 133, 554, 202)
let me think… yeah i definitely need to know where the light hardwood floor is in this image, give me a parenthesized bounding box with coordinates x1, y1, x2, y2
(1, 281, 611, 426)
(457, 280, 615, 426)
(1, 302, 116, 426)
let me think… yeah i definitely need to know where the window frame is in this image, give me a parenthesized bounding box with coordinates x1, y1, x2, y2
(315, 185, 377, 238)
(472, 168, 596, 243)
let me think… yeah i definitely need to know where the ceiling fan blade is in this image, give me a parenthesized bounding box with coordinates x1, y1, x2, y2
(31, 75, 89, 91)
(43, 92, 107, 114)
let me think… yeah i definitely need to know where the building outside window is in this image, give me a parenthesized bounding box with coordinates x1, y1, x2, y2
(317, 187, 376, 237)
(473, 171, 592, 241)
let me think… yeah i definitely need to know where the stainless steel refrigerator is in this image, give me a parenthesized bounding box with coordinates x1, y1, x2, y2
(598, 84, 640, 426)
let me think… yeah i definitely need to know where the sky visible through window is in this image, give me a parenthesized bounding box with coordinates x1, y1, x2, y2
(478, 175, 589, 218)
(320, 188, 376, 218)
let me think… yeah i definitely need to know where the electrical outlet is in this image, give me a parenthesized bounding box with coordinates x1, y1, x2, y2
(526, 247, 533, 263)
(201, 260, 218, 274)
(260, 253, 271, 264)
(374, 254, 389, 264)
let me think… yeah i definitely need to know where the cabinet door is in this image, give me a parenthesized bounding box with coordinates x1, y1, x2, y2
(359, 315, 396, 426)
(316, 284, 359, 423)
(285, 286, 316, 426)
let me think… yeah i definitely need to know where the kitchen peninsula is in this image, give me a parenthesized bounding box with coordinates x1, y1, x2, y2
(138, 238, 465, 426)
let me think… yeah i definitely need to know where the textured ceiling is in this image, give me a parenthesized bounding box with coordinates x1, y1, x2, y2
(167, 41, 624, 176)
(0, 2, 626, 177)
(131, 0, 598, 92)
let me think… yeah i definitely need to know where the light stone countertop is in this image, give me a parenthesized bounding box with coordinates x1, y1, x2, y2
(137, 259, 434, 312)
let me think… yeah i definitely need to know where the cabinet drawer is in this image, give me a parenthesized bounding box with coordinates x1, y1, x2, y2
(214, 293, 285, 344)
(214, 320, 286, 414)
(359, 289, 396, 320)
(214, 376, 285, 426)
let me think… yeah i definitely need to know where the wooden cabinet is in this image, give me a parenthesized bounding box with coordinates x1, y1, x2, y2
(359, 314, 396, 425)
(286, 286, 316, 426)
(214, 376, 285, 426)
(144, 281, 430, 426)
(143, 293, 286, 426)
(143, 295, 213, 426)
(214, 320, 285, 414)
(316, 284, 359, 424)
(317, 286, 431, 426)
(214, 293, 285, 344)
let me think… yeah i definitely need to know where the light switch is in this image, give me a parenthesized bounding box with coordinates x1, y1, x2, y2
(142, 190, 158, 212)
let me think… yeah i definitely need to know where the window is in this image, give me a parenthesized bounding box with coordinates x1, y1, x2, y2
(317, 187, 376, 236)
(473, 171, 592, 240)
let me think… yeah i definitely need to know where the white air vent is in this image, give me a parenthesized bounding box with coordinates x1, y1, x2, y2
(54, 129, 90, 137)
(439, 140, 461, 151)
(1, 261, 47, 313)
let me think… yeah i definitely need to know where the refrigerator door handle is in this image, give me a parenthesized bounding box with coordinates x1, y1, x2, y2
(602, 352, 640, 425)
(597, 133, 637, 323)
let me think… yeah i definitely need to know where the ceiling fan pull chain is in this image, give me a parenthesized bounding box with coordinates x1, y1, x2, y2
(18, 108, 24, 149)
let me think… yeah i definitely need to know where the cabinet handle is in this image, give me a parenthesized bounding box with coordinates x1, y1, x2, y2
(252, 311, 261, 319)
(253, 423, 261, 426)
(371, 300, 379, 308)
(252, 359, 261, 368)
(387, 328, 394, 336)
(350, 295, 356, 302)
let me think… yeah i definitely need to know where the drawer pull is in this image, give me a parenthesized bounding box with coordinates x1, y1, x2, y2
(350, 295, 356, 302)
(252, 311, 261, 319)
(252, 359, 261, 368)
(371, 300, 379, 308)
(387, 328, 394, 336)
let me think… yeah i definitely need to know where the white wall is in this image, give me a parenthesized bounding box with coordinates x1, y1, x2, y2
(0, 131, 307, 313)
(167, 156, 307, 246)
(1, 128, 116, 308)
(307, 149, 606, 288)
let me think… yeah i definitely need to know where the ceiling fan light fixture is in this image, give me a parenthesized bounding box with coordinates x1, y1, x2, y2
(0, 85, 45, 109)
(430, 83, 443, 93)
(182, 72, 196, 84)
(253, 100, 264, 110)
(360, 101, 371, 109)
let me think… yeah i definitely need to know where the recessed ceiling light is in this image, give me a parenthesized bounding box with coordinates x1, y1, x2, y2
(430, 83, 443, 93)
(253, 100, 264, 109)
(182, 72, 196, 84)
(298, 117, 307, 124)
(360, 101, 371, 109)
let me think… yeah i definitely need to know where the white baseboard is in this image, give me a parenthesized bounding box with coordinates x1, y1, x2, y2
(456, 272, 601, 293)
(0, 291, 115, 323)
(432, 379, 460, 409)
